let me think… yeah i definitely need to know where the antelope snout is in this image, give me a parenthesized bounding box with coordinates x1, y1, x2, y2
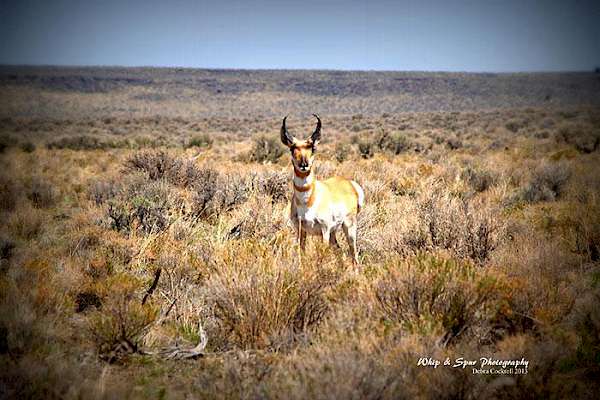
(298, 161, 309, 171)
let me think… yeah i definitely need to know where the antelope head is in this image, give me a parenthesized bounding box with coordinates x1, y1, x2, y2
(280, 114, 322, 174)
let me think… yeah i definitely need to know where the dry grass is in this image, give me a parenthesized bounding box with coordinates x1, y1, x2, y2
(0, 69, 599, 398)
(373, 254, 506, 346)
(205, 242, 337, 351)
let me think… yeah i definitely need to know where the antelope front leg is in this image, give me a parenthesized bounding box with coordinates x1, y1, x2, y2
(299, 228, 307, 252)
(320, 226, 330, 244)
(295, 217, 307, 252)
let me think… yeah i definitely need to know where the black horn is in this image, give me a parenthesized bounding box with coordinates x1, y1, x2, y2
(310, 114, 322, 144)
(280, 115, 295, 147)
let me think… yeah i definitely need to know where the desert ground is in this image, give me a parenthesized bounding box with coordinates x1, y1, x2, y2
(1, 67, 600, 399)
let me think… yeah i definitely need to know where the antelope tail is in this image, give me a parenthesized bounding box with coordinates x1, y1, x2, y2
(350, 181, 365, 213)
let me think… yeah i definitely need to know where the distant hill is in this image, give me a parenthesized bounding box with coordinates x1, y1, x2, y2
(1, 66, 599, 119)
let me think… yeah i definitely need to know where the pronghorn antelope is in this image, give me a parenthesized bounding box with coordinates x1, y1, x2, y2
(281, 114, 365, 263)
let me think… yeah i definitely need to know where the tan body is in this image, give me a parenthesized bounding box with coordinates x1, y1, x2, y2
(281, 115, 364, 263)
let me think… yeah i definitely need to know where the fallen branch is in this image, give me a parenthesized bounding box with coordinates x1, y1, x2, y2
(163, 297, 178, 319)
(142, 267, 162, 305)
(143, 322, 208, 360)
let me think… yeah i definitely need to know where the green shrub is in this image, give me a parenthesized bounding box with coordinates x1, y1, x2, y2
(0, 236, 15, 273)
(88, 274, 158, 363)
(0, 176, 19, 211)
(20, 141, 36, 153)
(126, 150, 178, 181)
(249, 135, 286, 163)
(356, 131, 411, 159)
(191, 172, 250, 219)
(373, 254, 504, 345)
(126, 150, 203, 188)
(0, 236, 15, 261)
(46, 135, 117, 150)
(334, 142, 351, 162)
(106, 178, 178, 234)
(519, 163, 570, 203)
(254, 171, 288, 203)
(206, 245, 336, 350)
(0, 133, 17, 153)
(358, 139, 375, 159)
(410, 192, 503, 264)
(505, 119, 524, 133)
(25, 177, 56, 208)
(461, 165, 497, 193)
(88, 180, 120, 205)
(377, 131, 410, 155)
(569, 289, 600, 376)
(555, 123, 599, 154)
(446, 138, 463, 150)
(186, 133, 213, 149)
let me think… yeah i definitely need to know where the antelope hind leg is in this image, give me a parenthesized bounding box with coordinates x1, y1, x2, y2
(329, 229, 340, 248)
(342, 218, 359, 264)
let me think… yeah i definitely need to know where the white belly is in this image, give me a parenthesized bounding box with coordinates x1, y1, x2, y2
(294, 202, 346, 235)
(295, 204, 324, 234)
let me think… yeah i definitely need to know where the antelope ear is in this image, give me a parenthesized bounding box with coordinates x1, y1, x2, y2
(309, 114, 322, 146)
(280, 116, 296, 147)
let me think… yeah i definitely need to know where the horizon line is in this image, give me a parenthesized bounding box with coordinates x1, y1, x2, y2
(0, 63, 598, 75)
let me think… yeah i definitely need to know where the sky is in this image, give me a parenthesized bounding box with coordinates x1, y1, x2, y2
(0, 0, 599, 72)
